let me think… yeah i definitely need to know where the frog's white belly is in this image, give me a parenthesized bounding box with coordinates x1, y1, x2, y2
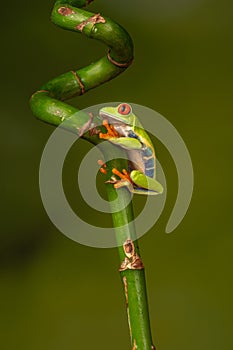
(110, 122, 155, 178)
(127, 149, 145, 174)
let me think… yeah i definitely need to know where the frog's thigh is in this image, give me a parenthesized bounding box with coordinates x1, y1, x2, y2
(109, 137, 142, 149)
(130, 170, 163, 193)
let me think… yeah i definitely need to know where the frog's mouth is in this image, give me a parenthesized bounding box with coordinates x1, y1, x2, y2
(99, 111, 125, 125)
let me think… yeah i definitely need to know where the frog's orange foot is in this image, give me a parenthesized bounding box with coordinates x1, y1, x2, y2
(105, 170, 133, 190)
(112, 168, 133, 187)
(103, 167, 133, 190)
(98, 159, 107, 175)
(105, 177, 131, 190)
(99, 119, 119, 139)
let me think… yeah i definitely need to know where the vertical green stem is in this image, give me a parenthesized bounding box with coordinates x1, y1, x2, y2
(99, 145, 155, 350)
(109, 186, 155, 350)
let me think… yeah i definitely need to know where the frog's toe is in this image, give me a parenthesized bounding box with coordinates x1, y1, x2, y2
(112, 168, 132, 183)
(114, 179, 133, 191)
(97, 159, 107, 174)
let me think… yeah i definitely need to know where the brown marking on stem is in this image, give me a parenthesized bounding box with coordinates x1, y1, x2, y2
(107, 50, 134, 68)
(29, 89, 49, 101)
(77, 112, 94, 137)
(58, 7, 75, 16)
(123, 239, 135, 258)
(151, 345, 156, 350)
(85, 0, 94, 5)
(71, 70, 85, 95)
(132, 339, 137, 350)
(89, 126, 101, 136)
(123, 276, 132, 340)
(76, 13, 106, 32)
(123, 276, 128, 307)
(119, 239, 144, 271)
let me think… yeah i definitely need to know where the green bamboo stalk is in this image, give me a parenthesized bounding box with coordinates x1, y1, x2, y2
(30, 1, 156, 349)
(30, 0, 133, 128)
(101, 143, 155, 350)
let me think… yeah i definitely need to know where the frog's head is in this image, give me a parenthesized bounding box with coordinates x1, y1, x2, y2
(99, 103, 136, 126)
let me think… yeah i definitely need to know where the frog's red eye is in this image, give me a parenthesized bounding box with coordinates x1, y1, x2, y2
(118, 103, 131, 115)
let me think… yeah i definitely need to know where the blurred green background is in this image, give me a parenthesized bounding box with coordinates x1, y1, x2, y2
(1, 0, 232, 349)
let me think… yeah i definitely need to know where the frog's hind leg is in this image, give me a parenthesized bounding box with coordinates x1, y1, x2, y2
(112, 168, 132, 182)
(105, 168, 134, 191)
(113, 179, 135, 192)
(130, 170, 163, 194)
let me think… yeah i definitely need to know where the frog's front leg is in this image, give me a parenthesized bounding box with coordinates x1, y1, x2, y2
(107, 137, 142, 150)
(99, 119, 119, 139)
(99, 119, 142, 149)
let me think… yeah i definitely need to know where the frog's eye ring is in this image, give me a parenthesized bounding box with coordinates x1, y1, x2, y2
(118, 103, 132, 115)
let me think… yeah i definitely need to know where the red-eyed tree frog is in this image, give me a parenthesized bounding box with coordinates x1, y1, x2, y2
(98, 103, 163, 195)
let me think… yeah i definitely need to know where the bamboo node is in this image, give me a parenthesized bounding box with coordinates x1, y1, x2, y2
(71, 71, 85, 95)
(89, 126, 101, 136)
(77, 112, 94, 137)
(119, 239, 144, 271)
(132, 339, 137, 350)
(29, 89, 49, 102)
(107, 50, 134, 68)
(76, 13, 106, 32)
